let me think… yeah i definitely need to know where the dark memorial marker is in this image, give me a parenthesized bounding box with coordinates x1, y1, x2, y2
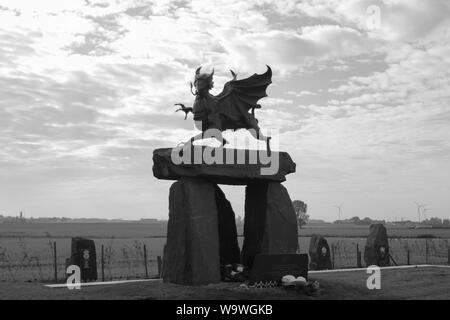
(308, 235, 332, 270)
(69, 237, 98, 282)
(248, 253, 308, 285)
(364, 223, 390, 267)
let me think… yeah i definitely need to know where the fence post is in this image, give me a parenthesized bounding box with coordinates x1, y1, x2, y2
(157, 256, 163, 278)
(331, 244, 335, 269)
(407, 249, 410, 265)
(356, 244, 362, 268)
(101, 244, 105, 282)
(143, 244, 149, 278)
(53, 241, 57, 283)
(425, 239, 429, 264)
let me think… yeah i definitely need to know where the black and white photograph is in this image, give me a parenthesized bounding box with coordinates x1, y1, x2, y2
(0, 0, 449, 307)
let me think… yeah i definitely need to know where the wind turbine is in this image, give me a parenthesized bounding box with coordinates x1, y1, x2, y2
(414, 202, 426, 223)
(333, 203, 344, 221)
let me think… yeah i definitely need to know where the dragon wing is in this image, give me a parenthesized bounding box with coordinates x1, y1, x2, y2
(216, 65, 272, 109)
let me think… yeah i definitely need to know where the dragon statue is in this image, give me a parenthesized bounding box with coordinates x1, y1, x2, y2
(175, 65, 273, 151)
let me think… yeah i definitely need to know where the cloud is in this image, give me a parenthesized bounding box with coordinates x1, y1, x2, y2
(291, 0, 450, 42)
(217, 24, 376, 73)
(0, 0, 449, 220)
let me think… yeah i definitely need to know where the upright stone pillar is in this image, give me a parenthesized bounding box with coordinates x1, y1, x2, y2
(162, 177, 221, 285)
(364, 223, 390, 267)
(215, 186, 240, 266)
(69, 237, 97, 282)
(309, 235, 332, 270)
(242, 182, 298, 268)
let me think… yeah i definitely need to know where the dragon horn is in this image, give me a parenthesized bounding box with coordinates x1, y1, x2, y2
(230, 69, 237, 79)
(195, 66, 202, 75)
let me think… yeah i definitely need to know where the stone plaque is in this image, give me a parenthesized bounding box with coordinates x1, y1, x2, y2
(248, 253, 308, 285)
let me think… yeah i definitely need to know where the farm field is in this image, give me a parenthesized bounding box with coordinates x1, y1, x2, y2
(0, 266, 449, 300)
(0, 222, 449, 282)
(2, 221, 450, 239)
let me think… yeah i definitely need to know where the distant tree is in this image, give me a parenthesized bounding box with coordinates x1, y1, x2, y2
(423, 217, 446, 226)
(361, 217, 373, 225)
(349, 216, 361, 224)
(292, 200, 309, 229)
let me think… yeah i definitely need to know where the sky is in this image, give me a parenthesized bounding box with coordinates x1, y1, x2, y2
(0, 0, 449, 222)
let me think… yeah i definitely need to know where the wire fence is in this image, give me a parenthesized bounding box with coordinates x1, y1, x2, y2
(0, 239, 163, 282)
(298, 237, 450, 269)
(0, 237, 449, 282)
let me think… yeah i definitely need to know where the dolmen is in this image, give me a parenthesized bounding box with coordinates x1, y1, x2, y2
(308, 235, 332, 270)
(364, 224, 390, 267)
(153, 146, 299, 285)
(67, 237, 98, 282)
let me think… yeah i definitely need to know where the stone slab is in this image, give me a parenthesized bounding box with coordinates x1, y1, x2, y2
(153, 146, 296, 185)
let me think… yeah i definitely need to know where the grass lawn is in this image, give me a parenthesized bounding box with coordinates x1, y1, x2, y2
(0, 266, 449, 300)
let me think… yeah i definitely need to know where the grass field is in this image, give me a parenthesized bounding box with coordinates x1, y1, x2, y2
(0, 266, 449, 300)
(2, 221, 450, 239)
(0, 222, 449, 282)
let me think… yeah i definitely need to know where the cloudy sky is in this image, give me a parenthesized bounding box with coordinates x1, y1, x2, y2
(1, 0, 449, 221)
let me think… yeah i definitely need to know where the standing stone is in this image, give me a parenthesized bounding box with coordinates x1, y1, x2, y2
(215, 186, 240, 266)
(308, 235, 332, 270)
(162, 177, 221, 285)
(242, 183, 267, 268)
(242, 182, 298, 268)
(364, 223, 390, 267)
(69, 237, 97, 282)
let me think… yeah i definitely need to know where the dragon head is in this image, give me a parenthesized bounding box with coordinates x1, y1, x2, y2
(193, 66, 214, 92)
